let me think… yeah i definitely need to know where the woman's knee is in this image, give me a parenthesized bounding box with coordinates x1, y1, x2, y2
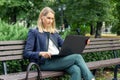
(66, 65, 81, 75)
(71, 54, 83, 60)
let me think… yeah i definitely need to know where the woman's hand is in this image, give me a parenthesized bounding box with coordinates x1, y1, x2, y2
(86, 39, 90, 45)
(39, 52, 51, 58)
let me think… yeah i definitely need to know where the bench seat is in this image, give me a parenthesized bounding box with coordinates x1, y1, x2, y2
(0, 71, 64, 80)
(87, 58, 120, 70)
(1, 58, 120, 80)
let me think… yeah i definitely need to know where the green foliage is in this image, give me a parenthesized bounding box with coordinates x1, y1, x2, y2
(63, 0, 114, 24)
(111, 22, 120, 35)
(0, 0, 118, 36)
(7, 60, 23, 73)
(70, 24, 90, 35)
(82, 50, 120, 62)
(60, 24, 90, 39)
(0, 20, 28, 41)
(60, 28, 71, 39)
(0, 0, 54, 26)
(111, 0, 120, 35)
(0, 20, 29, 74)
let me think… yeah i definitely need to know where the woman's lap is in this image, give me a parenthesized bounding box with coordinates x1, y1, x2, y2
(40, 54, 82, 70)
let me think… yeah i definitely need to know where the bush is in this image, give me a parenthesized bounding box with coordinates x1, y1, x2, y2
(0, 20, 29, 74)
(111, 22, 120, 35)
(0, 19, 28, 41)
(60, 25, 90, 39)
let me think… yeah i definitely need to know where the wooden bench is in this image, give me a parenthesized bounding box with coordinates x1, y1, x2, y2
(0, 38, 120, 80)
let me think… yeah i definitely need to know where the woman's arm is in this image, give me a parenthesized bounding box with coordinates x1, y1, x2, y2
(23, 29, 40, 59)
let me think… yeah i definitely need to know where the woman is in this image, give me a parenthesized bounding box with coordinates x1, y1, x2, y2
(24, 7, 95, 80)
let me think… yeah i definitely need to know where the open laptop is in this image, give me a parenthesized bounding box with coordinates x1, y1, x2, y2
(52, 35, 89, 56)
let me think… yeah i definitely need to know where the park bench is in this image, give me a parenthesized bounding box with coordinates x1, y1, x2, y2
(0, 37, 120, 80)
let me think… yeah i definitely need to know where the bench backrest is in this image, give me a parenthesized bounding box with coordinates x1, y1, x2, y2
(0, 40, 25, 61)
(0, 38, 120, 61)
(83, 38, 120, 53)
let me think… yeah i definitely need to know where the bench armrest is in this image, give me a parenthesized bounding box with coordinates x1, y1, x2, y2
(25, 62, 42, 80)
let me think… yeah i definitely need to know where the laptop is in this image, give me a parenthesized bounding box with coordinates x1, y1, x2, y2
(52, 35, 89, 56)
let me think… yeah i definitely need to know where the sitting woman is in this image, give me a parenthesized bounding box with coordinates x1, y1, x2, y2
(24, 7, 95, 80)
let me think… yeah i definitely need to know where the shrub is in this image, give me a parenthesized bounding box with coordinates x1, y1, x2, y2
(0, 19, 28, 41)
(0, 20, 29, 74)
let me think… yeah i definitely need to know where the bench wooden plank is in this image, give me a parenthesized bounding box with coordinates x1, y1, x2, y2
(90, 38, 120, 41)
(86, 44, 120, 48)
(0, 45, 24, 51)
(0, 50, 23, 56)
(90, 41, 120, 45)
(0, 71, 64, 80)
(1, 58, 120, 80)
(0, 40, 25, 45)
(83, 47, 120, 53)
(0, 55, 23, 61)
(87, 58, 120, 70)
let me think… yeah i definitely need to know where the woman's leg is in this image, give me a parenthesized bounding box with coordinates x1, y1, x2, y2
(70, 54, 95, 80)
(40, 56, 76, 70)
(65, 65, 81, 80)
(40, 54, 94, 80)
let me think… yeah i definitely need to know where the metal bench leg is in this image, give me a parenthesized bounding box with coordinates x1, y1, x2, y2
(112, 65, 120, 80)
(93, 69, 97, 75)
(92, 69, 97, 75)
(2, 61, 7, 75)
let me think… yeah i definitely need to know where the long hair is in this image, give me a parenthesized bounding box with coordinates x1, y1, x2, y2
(37, 7, 57, 33)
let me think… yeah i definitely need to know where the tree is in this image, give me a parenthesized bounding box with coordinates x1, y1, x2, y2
(111, 0, 120, 35)
(0, 0, 27, 23)
(59, 0, 115, 37)
(0, 0, 116, 34)
(0, 0, 52, 27)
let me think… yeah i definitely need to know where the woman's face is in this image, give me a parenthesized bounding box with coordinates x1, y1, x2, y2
(42, 12, 54, 28)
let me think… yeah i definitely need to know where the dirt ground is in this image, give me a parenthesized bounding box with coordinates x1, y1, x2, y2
(95, 68, 120, 80)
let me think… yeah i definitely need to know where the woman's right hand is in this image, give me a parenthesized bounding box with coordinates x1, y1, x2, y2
(39, 52, 51, 58)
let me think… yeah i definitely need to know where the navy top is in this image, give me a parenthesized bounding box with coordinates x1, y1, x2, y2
(23, 28, 63, 64)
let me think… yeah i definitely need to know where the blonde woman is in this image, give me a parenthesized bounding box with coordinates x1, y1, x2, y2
(24, 7, 95, 80)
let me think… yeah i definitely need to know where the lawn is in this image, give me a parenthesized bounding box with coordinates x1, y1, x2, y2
(95, 68, 120, 80)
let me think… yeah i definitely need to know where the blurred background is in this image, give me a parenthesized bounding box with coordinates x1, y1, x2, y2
(0, 0, 120, 80)
(0, 0, 120, 40)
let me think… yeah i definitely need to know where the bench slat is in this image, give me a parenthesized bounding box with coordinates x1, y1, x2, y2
(87, 58, 120, 70)
(90, 38, 120, 41)
(0, 50, 23, 56)
(90, 40, 120, 45)
(0, 40, 25, 45)
(0, 45, 24, 51)
(86, 44, 119, 49)
(0, 71, 64, 80)
(83, 47, 120, 53)
(0, 55, 23, 61)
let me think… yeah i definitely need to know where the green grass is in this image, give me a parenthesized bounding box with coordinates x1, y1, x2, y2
(92, 68, 120, 80)
(45, 68, 120, 80)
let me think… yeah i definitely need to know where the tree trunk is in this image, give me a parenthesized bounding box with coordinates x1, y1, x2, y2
(10, 7, 17, 24)
(90, 23, 95, 35)
(95, 22, 102, 38)
(117, 31, 120, 35)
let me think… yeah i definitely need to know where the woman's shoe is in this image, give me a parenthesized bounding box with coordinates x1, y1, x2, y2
(91, 78, 95, 80)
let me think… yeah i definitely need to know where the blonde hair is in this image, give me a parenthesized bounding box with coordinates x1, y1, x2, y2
(37, 7, 57, 33)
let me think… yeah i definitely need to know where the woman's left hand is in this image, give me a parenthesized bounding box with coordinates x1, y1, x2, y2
(39, 52, 51, 58)
(86, 39, 90, 45)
